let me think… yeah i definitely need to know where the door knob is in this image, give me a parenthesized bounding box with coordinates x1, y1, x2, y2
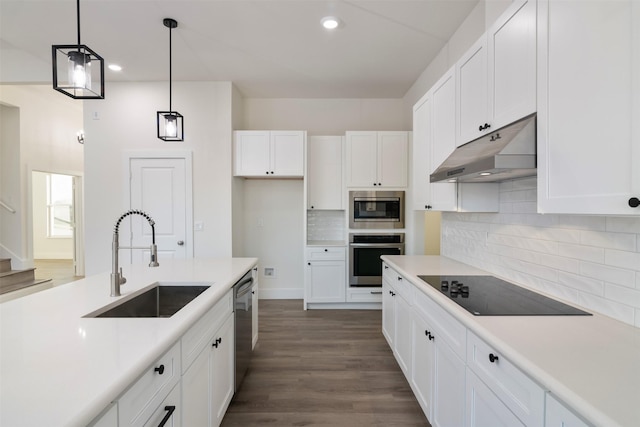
(177, 240, 184, 246)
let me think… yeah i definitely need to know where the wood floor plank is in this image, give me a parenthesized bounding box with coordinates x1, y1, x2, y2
(221, 299, 430, 426)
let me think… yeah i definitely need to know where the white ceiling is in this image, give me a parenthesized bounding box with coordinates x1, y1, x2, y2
(0, 0, 478, 98)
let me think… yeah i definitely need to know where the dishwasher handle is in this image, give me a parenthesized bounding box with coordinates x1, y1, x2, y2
(235, 276, 254, 298)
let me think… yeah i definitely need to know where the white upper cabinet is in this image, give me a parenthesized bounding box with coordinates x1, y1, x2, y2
(457, 37, 489, 146)
(307, 136, 344, 210)
(488, 0, 537, 131)
(234, 130, 305, 177)
(456, 0, 536, 147)
(346, 131, 408, 188)
(537, 0, 640, 215)
(412, 67, 499, 212)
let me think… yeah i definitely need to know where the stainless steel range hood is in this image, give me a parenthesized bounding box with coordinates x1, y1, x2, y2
(430, 113, 537, 183)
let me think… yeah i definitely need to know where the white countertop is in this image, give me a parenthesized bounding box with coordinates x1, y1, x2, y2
(0, 257, 258, 427)
(382, 255, 640, 427)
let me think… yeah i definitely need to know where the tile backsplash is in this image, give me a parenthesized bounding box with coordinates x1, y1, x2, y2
(441, 177, 640, 328)
(307, 210, 346, 242)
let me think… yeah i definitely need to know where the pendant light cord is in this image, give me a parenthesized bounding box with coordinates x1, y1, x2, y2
(76, 0, 81, 49)
(169, 22, 173, 113)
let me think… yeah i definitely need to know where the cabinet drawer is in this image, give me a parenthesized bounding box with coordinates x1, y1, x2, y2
(119, 342, 181, 427)
(306, 247, 346, 261)
(347, 287, 383, 302)
(413, 287, 466, 359)
(382, 264, 411, 301)
(182, 289, 233, 373)
(142, 381, 181, 427)
(467, 330, 544, 427)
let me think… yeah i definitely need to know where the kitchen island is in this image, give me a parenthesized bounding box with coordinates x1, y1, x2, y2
(381, 255, 640, 427)
(0, 257, 257, 427)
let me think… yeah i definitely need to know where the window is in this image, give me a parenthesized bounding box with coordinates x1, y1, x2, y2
(46, 174, 73, 238)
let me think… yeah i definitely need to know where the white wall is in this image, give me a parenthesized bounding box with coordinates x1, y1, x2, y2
(0, 85, 83, 269)
(442, 178, 640, 328)
(241, 179, 304, 298)
(83, 81, 234, 275)
(243, 98, 407, 134)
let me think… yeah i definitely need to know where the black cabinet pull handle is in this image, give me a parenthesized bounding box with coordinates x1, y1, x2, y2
(478, 125, 483, 131)
(265, 171, 269, 175)
(384, 265, 388, 269)
(424, 330, 434, 341)
(307, 262, 311, 266)
(425, 205, 432, 209)
(373, 183, 378, 186)
(397, 276, 402, 281)
(378, 183, 382, 186)
(213, 337, 222, 348)
(629, 197, 640, 208)
(311, 205, 314, 209)
(270, 171, 274, 174)
(489, 353, 499, 363)
(324, 249, 328, 252)
(154, 365, 165, 375)
(157, 405, 176, 427)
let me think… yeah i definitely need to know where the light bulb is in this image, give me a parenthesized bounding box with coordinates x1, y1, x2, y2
(67, 51, 92, 90)
(321, 16, 340, 30)
(165, 116, 177, 138)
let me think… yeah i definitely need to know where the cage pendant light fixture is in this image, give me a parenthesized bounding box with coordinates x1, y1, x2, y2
(157, 18, 184, 141)
(51, 0, 105, 99)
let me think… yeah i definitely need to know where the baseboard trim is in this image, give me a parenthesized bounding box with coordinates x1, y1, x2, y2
(306, 302, 382, 310)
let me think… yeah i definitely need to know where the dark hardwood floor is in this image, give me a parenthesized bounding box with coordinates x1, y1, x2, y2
(221, 299, 430, 426)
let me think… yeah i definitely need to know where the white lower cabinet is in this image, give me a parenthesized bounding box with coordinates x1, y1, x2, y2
(183, 313, 235, 427)
(252, 267, 259, 350)
(545, 394, 590, 427)
(411, 309, 466, 427)
(382, 278, 396, 346)
(118, 343, 181, 427)
(466, 368, 525, 427)
(382, 269, 412, 377)
(304, 247, 346, 304)
(466, 331, 544, 427)
(143, 382, 181, 427)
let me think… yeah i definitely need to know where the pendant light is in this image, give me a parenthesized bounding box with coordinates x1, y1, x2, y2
(52, 0, 104, 99)
(157, 18, 184, 141)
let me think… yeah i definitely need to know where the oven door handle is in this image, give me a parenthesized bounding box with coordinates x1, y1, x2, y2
(349, 243, 404, 248)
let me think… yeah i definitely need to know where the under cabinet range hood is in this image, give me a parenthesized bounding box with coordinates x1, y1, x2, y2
(430, 113, 537, 183)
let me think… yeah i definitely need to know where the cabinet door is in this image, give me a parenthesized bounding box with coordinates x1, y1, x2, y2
(346, 131, 378, 187)
(271, 131, 304, 176)
(394, 293, 412, 377)
(432, 336, 466, 427)
(307, 136, 344, 209)
(234, 131, 271, 176)
(182, 345, 210, 426)
(457, 37, 489, 146)
(488, 0, 536, 130)
(466, 369, 525, 427)
(378, 132, 408, 187)
(382, 280, 396, 346)
(305, 260, 346, 303)
(412, 91, 434, 210)
(411, 311, 435, 420)
(545, 394, 589, 427)
(538, 0, 640, 215)
(211, 314, 235, 427)
(431, 68, 458, 211)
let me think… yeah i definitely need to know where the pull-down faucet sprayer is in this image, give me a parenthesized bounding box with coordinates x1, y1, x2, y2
(111, 210, 159, 297)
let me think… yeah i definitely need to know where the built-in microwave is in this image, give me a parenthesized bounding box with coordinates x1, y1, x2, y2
(349, 191, 404, 229)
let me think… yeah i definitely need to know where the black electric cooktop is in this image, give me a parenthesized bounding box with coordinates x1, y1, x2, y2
(418, 275, 591, 316)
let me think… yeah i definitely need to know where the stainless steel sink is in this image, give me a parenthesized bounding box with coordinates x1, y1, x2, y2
(85, 282, 210, 318)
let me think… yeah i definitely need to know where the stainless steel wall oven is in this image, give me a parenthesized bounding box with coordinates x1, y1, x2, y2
(349, 191, 405, 229)
(349, 233, 404, 287)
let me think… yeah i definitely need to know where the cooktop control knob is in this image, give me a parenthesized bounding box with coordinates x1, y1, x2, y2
(441, 280, 449, 290)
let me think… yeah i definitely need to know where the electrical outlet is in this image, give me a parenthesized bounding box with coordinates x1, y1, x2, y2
(264, 267, 276, 278)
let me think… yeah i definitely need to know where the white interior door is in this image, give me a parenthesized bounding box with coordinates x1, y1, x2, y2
(129, 157, 188, 264)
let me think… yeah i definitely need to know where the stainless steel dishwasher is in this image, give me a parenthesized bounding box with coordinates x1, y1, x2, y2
(233, 270, 254, 391)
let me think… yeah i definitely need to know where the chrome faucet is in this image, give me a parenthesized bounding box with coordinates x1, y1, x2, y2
(111, 210, 160, 297)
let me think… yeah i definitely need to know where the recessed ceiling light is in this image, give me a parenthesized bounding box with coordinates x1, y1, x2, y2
(108, 64, 122, 72)
(321, 16, 340, 30)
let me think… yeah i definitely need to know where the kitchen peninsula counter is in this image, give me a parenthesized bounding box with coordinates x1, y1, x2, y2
(382, 255, 640, 427)
(0, 257, 257, 427)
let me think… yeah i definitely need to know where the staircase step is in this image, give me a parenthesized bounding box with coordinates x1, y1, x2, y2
(0, 258, 11, 273)
(0, 268, 36, 288)
(0, 278, 52, 296)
